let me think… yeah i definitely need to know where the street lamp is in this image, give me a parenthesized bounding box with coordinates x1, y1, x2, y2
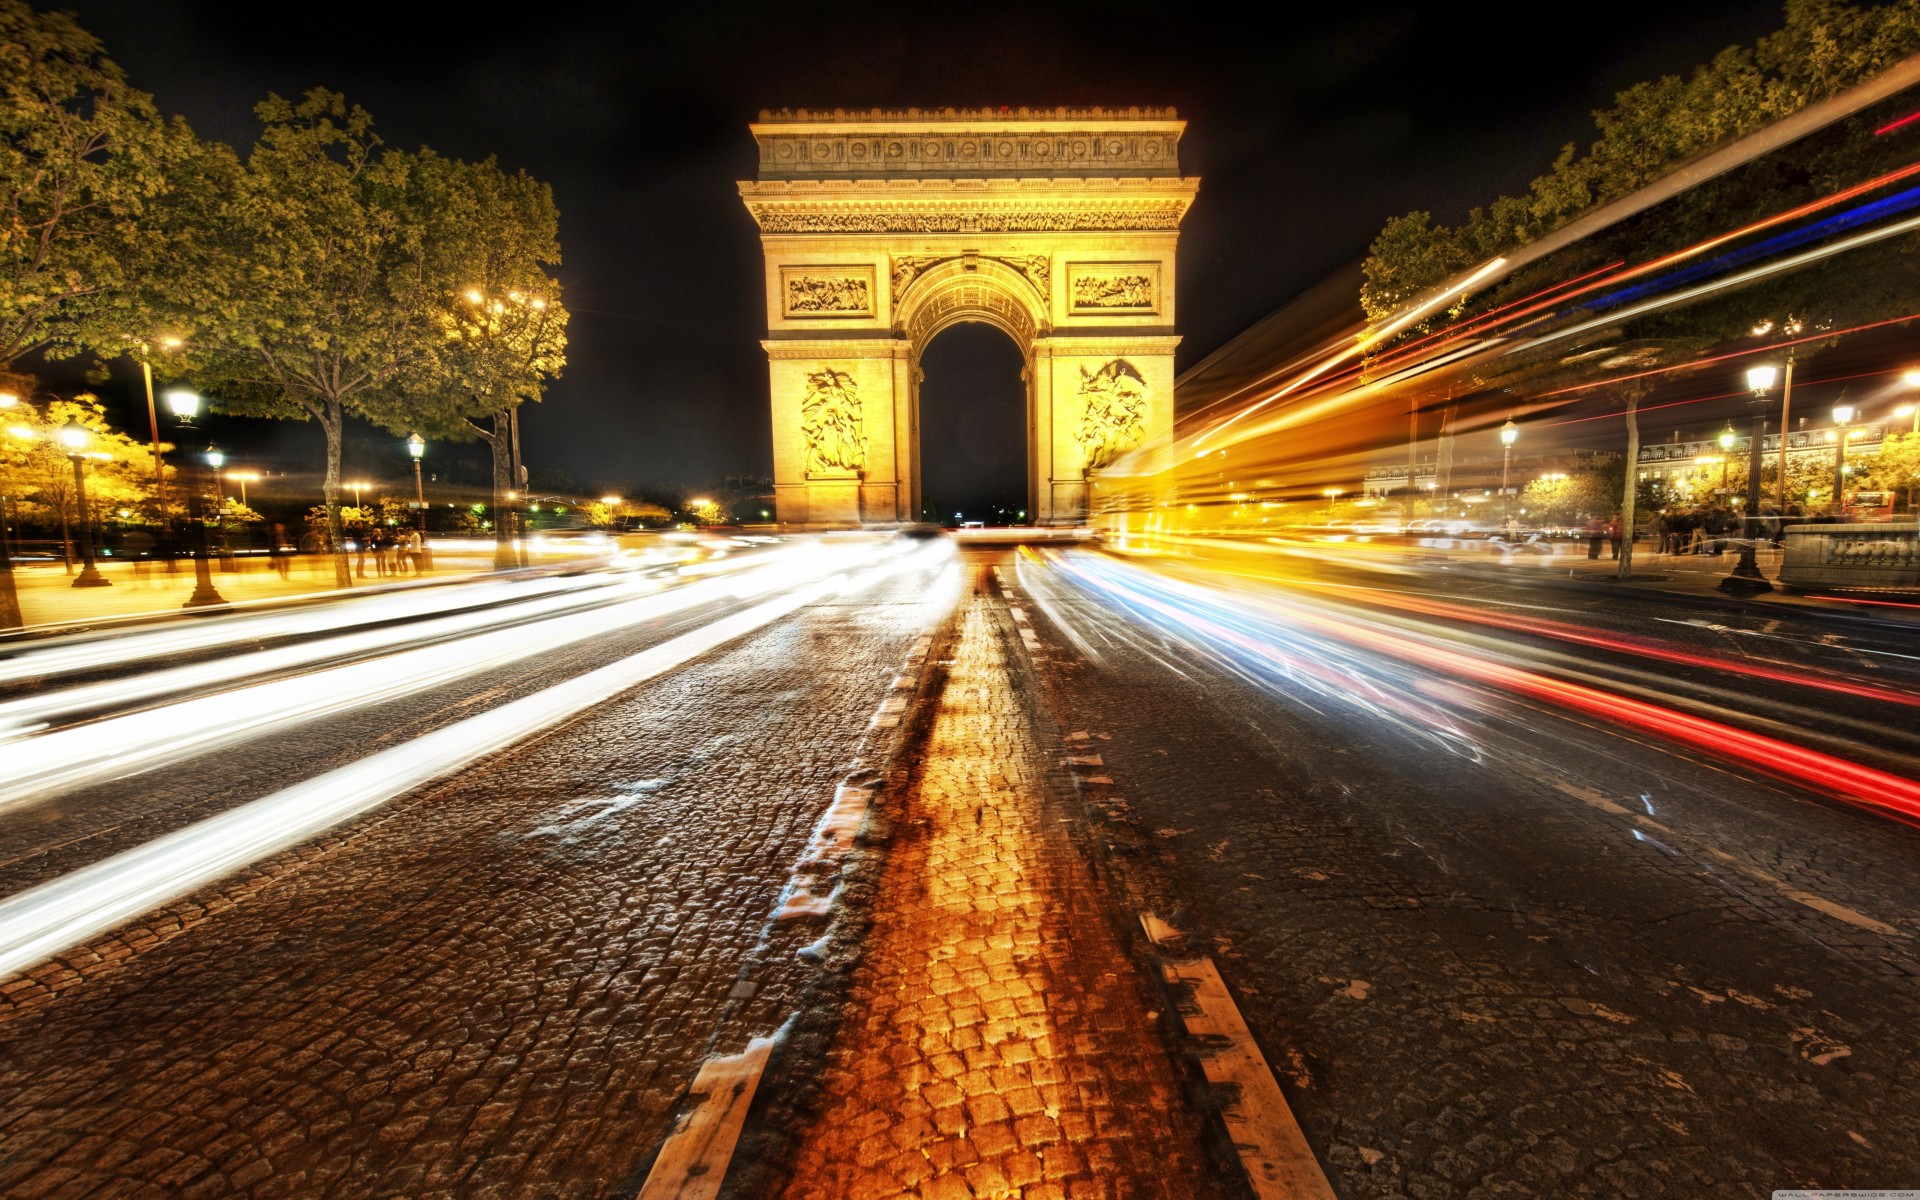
(166, 391, 226, 609)
(406, 433, 432, 570)
(1831, 402, 1855, 518)
(1499, 419, 1518, 524)
(0, 393, 22, 627)
(57, 419, 110, 588)
(1719, 365, 1778, 594)
(226, 470, 261, 507)
(347, 480, 368, 510)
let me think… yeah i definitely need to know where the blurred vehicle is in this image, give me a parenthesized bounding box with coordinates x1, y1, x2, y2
(1486, 530, 1556, 555)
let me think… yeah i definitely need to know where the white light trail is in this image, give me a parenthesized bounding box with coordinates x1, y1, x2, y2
(0, 540, 951, 979)
(0, 543, 890, 808)
(0, 574, 605, 686)
(0, 578, 663, 737)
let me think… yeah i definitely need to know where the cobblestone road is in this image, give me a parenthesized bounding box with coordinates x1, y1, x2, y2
(0, 569, 946, 1199)
(1008, 550, 1920, 1200)
(775, 564, 1227, 1200)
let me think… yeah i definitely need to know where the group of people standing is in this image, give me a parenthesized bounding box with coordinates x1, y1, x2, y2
(1642, 504, 1807, 556)
(352, 525, 428, 578)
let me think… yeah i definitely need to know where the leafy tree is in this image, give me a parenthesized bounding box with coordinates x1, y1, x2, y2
(1862, 429, 1920, 508)
(180, 90, 427, 585)
(0, 1, 200, 370)
(1361, 0, 1920, 325)
(2, 391, 167, 569)
(387, 151, 568, 569)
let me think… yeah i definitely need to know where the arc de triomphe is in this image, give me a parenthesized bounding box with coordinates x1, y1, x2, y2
(739, 107, 1198, 526)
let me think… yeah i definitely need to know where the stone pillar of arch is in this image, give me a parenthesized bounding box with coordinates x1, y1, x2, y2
(740, 107, 1198, 527)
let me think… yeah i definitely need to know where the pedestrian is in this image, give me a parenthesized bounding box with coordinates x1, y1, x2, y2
(1646, 511, 1669, 556)
(354, 525, 370, 578)
(1606, 512, 1623, 560)
(270, 522, 293, 580)
(1584, 515, 1605, 560)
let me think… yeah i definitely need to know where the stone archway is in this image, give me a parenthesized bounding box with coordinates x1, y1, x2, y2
(740, 107, 1199, 525)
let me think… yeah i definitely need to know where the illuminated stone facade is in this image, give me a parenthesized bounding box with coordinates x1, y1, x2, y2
(741, 107, 1199, 525)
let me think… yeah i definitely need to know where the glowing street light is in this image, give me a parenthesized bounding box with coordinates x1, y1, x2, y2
(1499, 419, 1518, 524)
(347, 480, 369, 510)
(1720, 365, 1780, 595)
(57, 420, 110, 588)
(1831, 402, 1855, 517)
(164, 392, 225, 608)
(225, 470, 261, 507)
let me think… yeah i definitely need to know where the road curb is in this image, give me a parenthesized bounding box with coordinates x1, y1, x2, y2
(634, 573, 965, 1198)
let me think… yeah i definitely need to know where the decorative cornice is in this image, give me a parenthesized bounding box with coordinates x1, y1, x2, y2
(756, 105, 1178, 123)
(761, 338, 912, 359)
(745, 202, 1193, 235)
(1034, 335, 1182, 357)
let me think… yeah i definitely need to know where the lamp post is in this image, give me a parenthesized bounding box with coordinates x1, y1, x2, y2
(347, 480, 367, 510)
(226, 470, 260, 508)
(164, 390, 227, 609)
(1718, 425, 1737, 497)
(1499, 419, 1518, 525)
(407, 433, 432, 571)
(57, 420, 111, 588)
(0, 392, 21, 627)
(1719, 364, 1777, 594)
(1831, 402, 1854, 519)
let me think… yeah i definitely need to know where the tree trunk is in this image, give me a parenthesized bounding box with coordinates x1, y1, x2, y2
(58, 494, 74, 575)
(489, 411, 516, 571)
(320, 402, 351, 588)
(1617, 392, 1641, 580)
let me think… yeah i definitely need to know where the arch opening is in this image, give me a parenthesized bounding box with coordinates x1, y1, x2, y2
(915, 323, 1029, 525)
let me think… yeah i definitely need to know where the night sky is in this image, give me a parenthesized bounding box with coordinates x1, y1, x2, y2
(59, 0, 1785, 510)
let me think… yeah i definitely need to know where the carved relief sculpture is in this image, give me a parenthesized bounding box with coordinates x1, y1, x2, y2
(801, 369, 865, 477)
(1016, 255, 1051, 301)
(783, 269, 873, 317)
(1072, 272, 1155, 309)
(890, 255, 940, 303)
(1075, 359, 1149, 472)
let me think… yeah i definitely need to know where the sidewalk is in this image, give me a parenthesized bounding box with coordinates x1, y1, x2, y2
(1, 545, 511, 630)
(1467, 542, 1920, 627)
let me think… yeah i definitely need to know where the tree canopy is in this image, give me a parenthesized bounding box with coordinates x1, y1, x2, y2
(1361, 0, 1920, 326)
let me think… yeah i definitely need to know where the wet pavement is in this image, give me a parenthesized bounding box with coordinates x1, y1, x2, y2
(0, 564, 950, 1198)
(1, 540, 1917, 1199)
(1006, 547, 1920, 1199)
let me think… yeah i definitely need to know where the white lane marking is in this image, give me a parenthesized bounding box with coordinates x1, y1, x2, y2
(0, 564, 910, 980)
(637, 1035, 774, 1200)
(1143, 914, 1337, 1200)
(1554, 783, 1904, 938)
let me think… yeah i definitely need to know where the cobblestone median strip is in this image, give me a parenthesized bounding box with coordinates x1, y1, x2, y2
(769, 569, 1225, 1199)
(637, 620, 947, 1196)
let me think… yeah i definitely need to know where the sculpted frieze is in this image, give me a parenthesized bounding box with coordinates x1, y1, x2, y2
(781, 266, 875, 318)
(1067, 263, 1160, 313)
(1076, 359, 1149, 472)
(749, 205, 1189, 234)
(801, 369, 865, 477)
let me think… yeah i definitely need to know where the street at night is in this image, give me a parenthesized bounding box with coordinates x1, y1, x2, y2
(6, 1, 1920, 1197)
